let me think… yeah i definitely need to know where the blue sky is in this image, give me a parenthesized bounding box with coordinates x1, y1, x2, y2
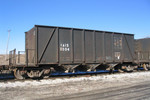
(0, 0, 150, 54)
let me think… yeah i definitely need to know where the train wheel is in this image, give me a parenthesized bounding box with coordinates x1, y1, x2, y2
(42, 69, 51, 79)
(27, 70, 44, 78)
(27, 70, 36, 78)
(143, 64, 148, 71)
(14, 69, 25, 79)
(146, 64, 150, 70)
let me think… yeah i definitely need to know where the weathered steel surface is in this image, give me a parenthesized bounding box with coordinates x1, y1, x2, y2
(135, 38, 150, 63)
(25, 25, 134, 66)
(25, 27, 36, 65)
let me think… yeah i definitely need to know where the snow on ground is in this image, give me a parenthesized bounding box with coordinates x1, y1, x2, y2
(0, 71, 150, 88)
(1, 71, 150, 100)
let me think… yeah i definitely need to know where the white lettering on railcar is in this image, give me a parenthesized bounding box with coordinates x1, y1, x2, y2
(60, 43, 70, 51)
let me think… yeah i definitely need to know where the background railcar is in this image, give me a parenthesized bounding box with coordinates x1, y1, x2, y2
(135, 38, 150, 70)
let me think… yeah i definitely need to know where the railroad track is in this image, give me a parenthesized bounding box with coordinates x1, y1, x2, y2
(0, 68, 145, 81)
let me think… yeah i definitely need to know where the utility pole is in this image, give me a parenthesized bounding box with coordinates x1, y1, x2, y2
(5, 30, 11, 61)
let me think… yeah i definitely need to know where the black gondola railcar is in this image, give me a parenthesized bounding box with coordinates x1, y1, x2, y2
(7, 25, 136, 79)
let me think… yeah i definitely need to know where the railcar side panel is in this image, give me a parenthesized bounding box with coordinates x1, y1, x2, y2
(59, 28, 72, 63)
(85, 30, 95, 63)
(95, 31, 104, 63)
(105, 32, 113, 62)
(113, 34, 123, 62)
(73, 29, 83, 63)
(123, 34, 134, 62)
(37, 27, 58, 64)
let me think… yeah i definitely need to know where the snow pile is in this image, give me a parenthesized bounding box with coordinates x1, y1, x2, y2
(0, 71, 150, 88)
